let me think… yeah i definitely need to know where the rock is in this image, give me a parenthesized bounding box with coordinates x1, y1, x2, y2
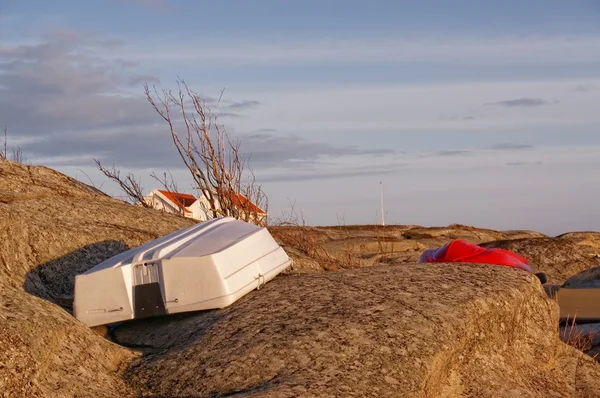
(562, 266, 600, 289)
(0, 285, 135, 397)
(90, 325, 110, 339)
(557, 232, 600, 256)
(500, 230, 549, 240)
(0, 160, 195, 397)
(119, 263, 600, 397)
(401, 224, 505, 242)
(480, 238, 600, 285)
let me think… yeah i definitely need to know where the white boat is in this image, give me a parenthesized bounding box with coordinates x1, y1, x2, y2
(555, 265, 600, 322)
(73, 217, 292, 327)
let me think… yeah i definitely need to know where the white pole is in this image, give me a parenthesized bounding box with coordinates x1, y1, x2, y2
(380, 182, 385, 226)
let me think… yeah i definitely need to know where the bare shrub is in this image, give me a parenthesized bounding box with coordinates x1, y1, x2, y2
(268, 200, 338, 269)
(561, 318, 595, 352)
(559, 315, 600, 360)
(77, 168, 106, 192)
(268, 201, 380, 271)
(1, 125, 25, 163)
(1, 125, 6, 160)
(94, 159, 152, 207)
(268, 200, 321, 256)
(12, 147, 24, 163)
(269, 199, 306, 227)
(143, 79, 268, 226)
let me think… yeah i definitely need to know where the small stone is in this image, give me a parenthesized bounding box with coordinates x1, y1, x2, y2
(384, 376, 399, 385)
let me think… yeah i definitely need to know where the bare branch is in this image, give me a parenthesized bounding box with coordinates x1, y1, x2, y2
(11, 146, 24, 163)
(77, 168, 106, 191)
(0, 125, 26, 164)
(94, 158, 151, 207)
(269, 198, 306, 227)
(1, 125, 6, 160)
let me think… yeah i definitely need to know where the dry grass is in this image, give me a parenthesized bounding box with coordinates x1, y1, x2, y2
(0, 191, 52, 203)
(560, 315, 600, 359)
(547, 289, 600, 360)
(269, 226, 327, 259)
(270, 222, 403, 272)
(269, 225, 342, 270)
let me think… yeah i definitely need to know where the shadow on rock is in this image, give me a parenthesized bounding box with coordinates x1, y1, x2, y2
(23, 240, 130, 310)
(111, 309, 225, 357)
(109, 276, 299, 358)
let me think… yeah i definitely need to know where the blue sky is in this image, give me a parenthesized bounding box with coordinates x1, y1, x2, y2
(1, 0, 600, 234)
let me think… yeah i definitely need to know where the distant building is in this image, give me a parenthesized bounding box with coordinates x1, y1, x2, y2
(144, 189, 266, 224)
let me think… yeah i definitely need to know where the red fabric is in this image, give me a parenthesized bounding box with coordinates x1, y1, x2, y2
(425, 239, 531, 270)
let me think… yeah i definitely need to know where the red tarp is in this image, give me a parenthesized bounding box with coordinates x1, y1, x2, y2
(417, 239, 532, 272)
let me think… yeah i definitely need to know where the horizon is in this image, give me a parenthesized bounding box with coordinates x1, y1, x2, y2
(1, 0, 600, 236)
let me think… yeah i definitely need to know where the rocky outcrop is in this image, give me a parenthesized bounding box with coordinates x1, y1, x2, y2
(0, 284, 135, 397)
(118, 263, 600, 397)
(480, 238, 600, 285)
(0, 160, 195, 397)
(557, 232, 600, 259)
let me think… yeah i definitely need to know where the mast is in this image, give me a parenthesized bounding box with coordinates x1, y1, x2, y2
(380, 181, 385, 226)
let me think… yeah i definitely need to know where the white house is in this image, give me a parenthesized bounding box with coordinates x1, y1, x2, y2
(144, 189, 210, 221)
(144, 189, 266, 224)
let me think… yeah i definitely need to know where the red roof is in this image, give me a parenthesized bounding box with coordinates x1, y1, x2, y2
(229, 191, 266, 215)
(157, 189, 265, 216)
(157, 190, 196, 213)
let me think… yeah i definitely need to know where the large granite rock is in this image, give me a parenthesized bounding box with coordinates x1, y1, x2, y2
(480, 238, 600, 285)
(118, 263, 600, 397)
(0, 160, 195, 397)
(557, 232, 600, 255)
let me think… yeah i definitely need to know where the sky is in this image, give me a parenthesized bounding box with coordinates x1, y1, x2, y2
(1, 0, 600, 235)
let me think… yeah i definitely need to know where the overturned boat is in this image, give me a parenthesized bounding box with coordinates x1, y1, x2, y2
(554, 265, 600, 322)
(73, 217, 292, 327)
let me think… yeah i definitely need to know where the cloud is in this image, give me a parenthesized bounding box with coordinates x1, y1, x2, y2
(110, 34, 600, 67)
(485, 98, 558, 107)
(216, 112, 245, 119)
(15, 101, 396, 170)
(22, 129, 397, 175)
(225, 100, 261, 110)
(252, 128, 278, 133)
(128, 74, 161, 86)
(434, 150, 470, 157)
(505, 161, 543, 166)
(486, 143, 534, 150)
(259, 162, 405, 183)
(0, 29, 307, 170)
(419, 142, 534, 159)
(216, 78, 600, 134)
(239, 132, 395, 169)
(0, 30, 158, 138)
(438, 114, 477, 121)
(573, 84, 599, 92)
